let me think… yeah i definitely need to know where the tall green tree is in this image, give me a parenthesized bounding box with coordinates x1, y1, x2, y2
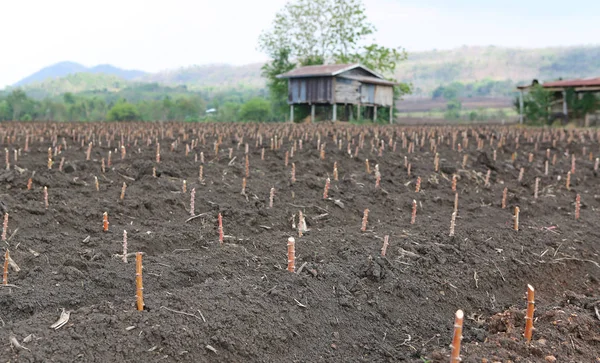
(258, 0, 410, 118)
(261, 47, 296, 120)
(107, 101, 140, 121)
(239, 98, 272, 122)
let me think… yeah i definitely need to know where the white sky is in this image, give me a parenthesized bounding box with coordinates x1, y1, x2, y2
(1, 0, 599, 88)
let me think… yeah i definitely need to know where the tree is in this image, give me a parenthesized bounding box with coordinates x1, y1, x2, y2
(239, 98, 271, 122)
(516, 85, 552, 124)
(107, 101, 140, 121)
(258, 0, 410, 111)
(261, 47, 296, 120)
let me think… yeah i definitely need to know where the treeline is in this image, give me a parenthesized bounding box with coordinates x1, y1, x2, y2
(431, 79, 516, 100)
(0, 83, 280, 122)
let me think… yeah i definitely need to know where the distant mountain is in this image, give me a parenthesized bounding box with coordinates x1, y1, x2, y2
(11, 45, 600, 98)
(13, 61, 147, 87)
(143, 63, 264, 89)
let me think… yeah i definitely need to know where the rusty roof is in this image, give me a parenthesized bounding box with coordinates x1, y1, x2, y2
(542, 78, 600, 88)
(518, 78, 600, 90)
(277, 63, 384, 79)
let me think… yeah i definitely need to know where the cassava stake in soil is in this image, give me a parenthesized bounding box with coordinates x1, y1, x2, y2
(122, 230, 128, 263)
(1, 213, 8, 241)
(381, 235, 389, 257)
(361, 209, 369, 232)
(44, 186, 48, 209)
(415, 177, 421, 193)
(524, 284, 535, 343)
(120, 182, 127, 200)
(135, 252, 144, 311)
(2, 250, 8, 285)
(190, 188, 196, 216)
(575, 194, 581, 219)
(450, 310, 464, 362)
(411, 200, 417, 224)
(287, 237, 296, 272)
(218, 213, 224, 244)
(323, 178, 330, 199)
(514, 206, 520, 231)
(103, 212, 109, 232)
(502, 187, 508, 209)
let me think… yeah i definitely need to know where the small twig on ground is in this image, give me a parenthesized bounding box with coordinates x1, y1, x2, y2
(296, 262, 308, 274)
(294, 299, 307, 308)
(7, 228, 18, 243)
(552, 257, 600, 269)
(197, 309, 207, 323)
(594, 306, 600, 321)
(9, 335, 30, 351)
(1, 284, 21, 288)
(160, 306, 203, 321)
(205, 345, 218, 354)
(117, 173, 135, 181)
(227, 157, 236, 166)
(185, 212, 209, 223)
(492, 261, 506, 281)
(473, 271, 479, 288)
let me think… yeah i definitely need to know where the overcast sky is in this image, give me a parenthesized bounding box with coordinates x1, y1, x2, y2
(1, 0, 599, 88)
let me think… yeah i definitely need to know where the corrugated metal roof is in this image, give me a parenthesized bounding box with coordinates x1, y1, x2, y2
(339, 75, 396, 86)
(277, 63, 385, 80)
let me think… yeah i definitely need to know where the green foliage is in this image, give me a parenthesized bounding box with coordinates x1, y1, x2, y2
(258, 0, 411, 111)
(432, 79, 515, 99)
(239, 98, 272, 122)
(261, 47, 296, 120)
(517, 84, 552, 124)
(106, 101, 140, 121)
(444, 99, 462, 120)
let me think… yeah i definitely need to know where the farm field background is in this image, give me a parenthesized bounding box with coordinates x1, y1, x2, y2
(0, 121, 599, 362)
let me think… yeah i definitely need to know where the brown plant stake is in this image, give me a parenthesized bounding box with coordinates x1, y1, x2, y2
(514, 206, 520, 231)
(361, 209, 369, 232)
(323, 178, 330, 199)
(44, 186, 48, 209)
(333, 162, 338, 181)
(524, 284, 535, 343)
(415, 177, 421, 193)
(86, 142, 92, 161)
(451, 175, 457, 192)
(156, 143, 160, 163)
(287, 237, 296, 272)
(534, 177, 539, 199)
(218, 213, 224, 244)
(381, 235, 389, 257)
(269, 187, 275, 208)
(566, 171, 571, 190)
(103, 212, 109, 232)
(485, 169, 491, 187)
(518, 167, 524, 182)
(241, 178, 247, 195)
(182, 180, 187, 193)
(2, 250, 8, 285)
(27, 178, 32, 190)
(291, 163, 296, 183)
(575, 194, 581, 220)
(135, 252, 144, 311)
(571, 154, 576, 174)
(502, 187, 508, 209)
(462, 154, 468, 168)
(449, 211, 457, 237)
(120, 182, 127, 200)
(190, 188, 196, 216)
(122, 230, 128, 263)
(450, 310, 464, 362)
(1, 213, 7, 241)
(454, 193, 459, 213)
(411, 200, 417, 224)
(365, 159, 370, 174)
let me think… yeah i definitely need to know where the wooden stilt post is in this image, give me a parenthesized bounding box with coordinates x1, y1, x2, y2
(562, 90, 568, 122)
(332, 103, 337, 121)
(519, 90, 524, 124)
(357, 103, 361, 121)
(374, 105, 378, 122)
(389, 103, 394, 124)
(311, 104, 315, 123)
(290, 105, 294, 123)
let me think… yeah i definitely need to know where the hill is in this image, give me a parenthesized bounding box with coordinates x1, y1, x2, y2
(14, 61, 146, 87)
(396, 45, 600, 97)
(10, 45, 600, 99)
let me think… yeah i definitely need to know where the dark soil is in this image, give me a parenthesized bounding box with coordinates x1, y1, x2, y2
(0, 122, 599, 362)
